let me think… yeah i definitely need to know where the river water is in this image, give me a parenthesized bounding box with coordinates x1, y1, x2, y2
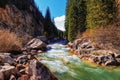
(38, 44, 120, 80)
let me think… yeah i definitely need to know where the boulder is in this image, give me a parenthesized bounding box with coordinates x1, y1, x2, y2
(16, 55, 28, 64)
(9, 75, 16, 80)
(0, 54, 14, 65)
(37, 36, 47, 42)
(28, 59, 58, 80)
(91, 55, 99, 63)
(105, 60, 119, 66)
(115, 54, 120, 58)
(67, 42, 73, 48)
(0, 65, 17, 80)
(0, 72, 4, 80)
(17, 75, 29, 80)
(25, 38, 47, 50)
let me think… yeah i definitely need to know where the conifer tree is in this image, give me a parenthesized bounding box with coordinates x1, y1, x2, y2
(86, 0, 116, 29)
(44, 7, 58, 39)
(67, 0, 78, 41)
(65, 0, 86, 41)
(64, 0, 70, 39)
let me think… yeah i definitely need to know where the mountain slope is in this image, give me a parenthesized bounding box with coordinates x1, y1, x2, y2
(0, 0, 44, 43)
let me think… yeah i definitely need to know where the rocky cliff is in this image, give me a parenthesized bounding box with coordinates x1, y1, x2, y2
(0, 0, 44, 43)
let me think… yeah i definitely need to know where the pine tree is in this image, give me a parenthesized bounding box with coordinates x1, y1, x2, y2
(64, 0, 70, 39)
(65, 0, 86, 41)
(44, 7, 58, 39)
(67, 0, 78, 41)
(86, 0, 116, 29)
(77, 0, 87, 34)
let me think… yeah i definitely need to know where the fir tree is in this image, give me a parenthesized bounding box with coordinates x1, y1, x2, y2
(44, 7, 58, 39)
(65, 0, 86, 41)
(86, 0, 116, 29)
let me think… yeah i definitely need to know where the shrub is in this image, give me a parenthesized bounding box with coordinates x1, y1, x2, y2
(0, 29, 22, 52)
(81, 26, 120, 53)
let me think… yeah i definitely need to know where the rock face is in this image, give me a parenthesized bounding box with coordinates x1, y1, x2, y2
(0, 0, 44, 43)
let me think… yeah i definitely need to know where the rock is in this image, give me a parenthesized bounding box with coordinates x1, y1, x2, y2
(17, 75, 29, 80)
(25, 38, 47, 50)
(27, 55, 31, 60)
(3, 53, 11, 56)
(107, 53, 115, 60)
(19, 69, 26, 75)
(37, 36, 47, 42)
(30, 50, 37, 55)
(115, 54, 120, 58)
(0, 55, 14, 65)
(28, 59, 58, 80)
(16, 55, 28, 64)
(0, 72, 4, 80)
(68, 42, 73, 48)
(116, 58, 120, 64)
(16, 64, 26, 71)
(4, 63, 11, 66)
(0, 65, 17, 80)
(9, 75, 16, 80)
(37, 50, 42, 54)
(92, 56, 99, 63)
(105, 60, 119, 66)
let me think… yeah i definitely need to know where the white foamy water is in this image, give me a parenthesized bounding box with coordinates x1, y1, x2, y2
(38, 43, 120, 80)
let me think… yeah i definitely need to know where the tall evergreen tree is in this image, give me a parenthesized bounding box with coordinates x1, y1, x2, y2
(44, 7, 58, 39)
(65, 0, 86, 41)
(64, 0, 70, 39)
(67, 0, 78, 41)
(86, 0, 116, 29)
(76, 0, 87, 34)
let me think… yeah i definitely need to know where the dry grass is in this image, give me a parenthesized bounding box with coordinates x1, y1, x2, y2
(81, 26, 120, 53)
(0, 29, 22, 52)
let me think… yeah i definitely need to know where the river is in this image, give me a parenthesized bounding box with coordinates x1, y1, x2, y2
(37, 44, 120, 80)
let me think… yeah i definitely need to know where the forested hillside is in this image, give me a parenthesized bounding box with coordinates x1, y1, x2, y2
(65, 0, 117, 41)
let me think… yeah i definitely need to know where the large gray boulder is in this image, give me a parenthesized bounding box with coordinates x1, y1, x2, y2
(105, 60, 119, 66)
(0, 65, 17, 80)
(25, 38, 47, 50)
(0, 54, 14, 65)
(28, 59, 58, 80)
(16, 55, 28, 64)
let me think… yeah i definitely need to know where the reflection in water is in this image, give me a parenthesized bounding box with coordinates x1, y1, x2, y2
(38, 44, 120, 80)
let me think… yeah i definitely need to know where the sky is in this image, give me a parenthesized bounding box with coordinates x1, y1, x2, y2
(34, 0, 66, 31)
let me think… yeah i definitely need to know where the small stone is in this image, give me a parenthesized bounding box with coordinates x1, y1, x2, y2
(16, 55, 28, 64)
(16, 64, 26, 71)
(19, 69, 26, 74)
(17, 74, 29, 80)
(0, 72, 4, 80)
(9, 75, 16, 80)
(38, 50, 42, 53)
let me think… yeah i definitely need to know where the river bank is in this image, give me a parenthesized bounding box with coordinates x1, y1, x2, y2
(0, 38, 58, 80)
(68, 38, 120, 66)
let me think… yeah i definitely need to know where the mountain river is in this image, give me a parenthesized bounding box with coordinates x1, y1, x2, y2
(37, 44, 120, 80)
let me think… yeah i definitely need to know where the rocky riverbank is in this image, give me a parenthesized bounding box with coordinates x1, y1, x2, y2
(68, 38, 120, 66)
(0, 38, 58, 80)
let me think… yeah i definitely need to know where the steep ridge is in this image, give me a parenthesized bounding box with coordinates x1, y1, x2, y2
(0, 0, 44, 43)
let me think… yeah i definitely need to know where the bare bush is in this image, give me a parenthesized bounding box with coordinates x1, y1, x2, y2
(81, 26, 120, 53)
(0, 29, 22, 52)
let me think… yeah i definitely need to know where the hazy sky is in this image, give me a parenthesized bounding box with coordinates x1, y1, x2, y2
(34, 0, 66, 31)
